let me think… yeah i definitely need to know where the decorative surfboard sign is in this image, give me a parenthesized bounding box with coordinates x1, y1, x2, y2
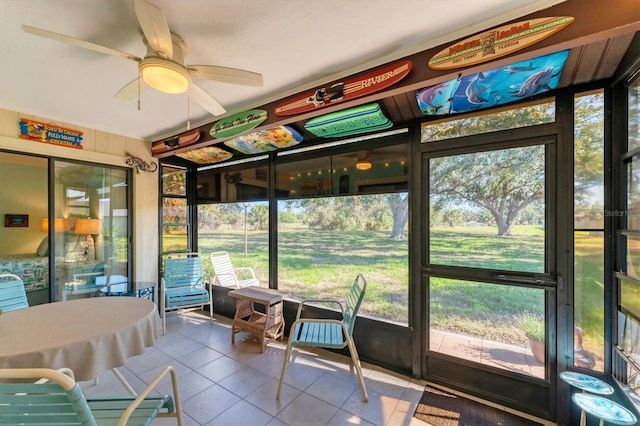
(304, 103, 393, 138)
(428, 16, 574, 70)
(152, 128, 201, 155)
(417, 50, 570, 115)
(19, 118, 83, 149)
(175, 146, 233, 164)
(275, 60, 412, 116)
(224, 126, 304, 155)
(209, 109, 268, 139)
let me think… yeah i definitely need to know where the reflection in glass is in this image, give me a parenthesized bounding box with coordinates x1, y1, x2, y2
(430, 278, 545, 378)
(54, 162, 129, 302)
(429, 146, 545, 273)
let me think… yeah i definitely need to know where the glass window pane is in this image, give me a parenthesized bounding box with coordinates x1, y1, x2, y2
(574, 231, 604, 371)
(622, 234, 640, 281)
(574, 91, 604, 229)
(276, 195, 409, 324)
(162, 166, 186, 196)
(429, 146, 545, 272)
(629, 77, 640, 152)
(163, 198, 187, 224)
(54, 161, 130, 302)
(162, 225, 188, 253)
(421, 99, 555, 143)
(197, 201, 268, 286)
(628, 156, 640, 231)
(430, 278, 545, 378)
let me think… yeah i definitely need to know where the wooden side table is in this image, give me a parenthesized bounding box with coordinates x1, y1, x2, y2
(229, 287, 284, 353)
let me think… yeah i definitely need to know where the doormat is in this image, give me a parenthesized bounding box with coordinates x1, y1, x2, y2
(413, 386, 542, 426)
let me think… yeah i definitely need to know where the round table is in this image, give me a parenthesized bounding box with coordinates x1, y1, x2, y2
(560, 371, 614, 395)
(572, 393, 637, 426)
(0, 297, 159, 382)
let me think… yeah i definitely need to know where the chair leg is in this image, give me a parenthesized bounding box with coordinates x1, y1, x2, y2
(277, 341, 295, 400)
(346, 336, 368, 402)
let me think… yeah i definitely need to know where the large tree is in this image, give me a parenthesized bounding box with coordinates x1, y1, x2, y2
(388, 193, 408, 240)
(430, 146, 544, 236)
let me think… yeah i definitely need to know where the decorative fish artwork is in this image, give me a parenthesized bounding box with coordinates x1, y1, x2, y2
(416, 50, 569, 115)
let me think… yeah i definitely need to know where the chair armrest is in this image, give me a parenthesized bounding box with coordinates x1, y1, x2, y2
(212, 272, 237, 287)
(296, 299, 344, 320)
(118, 365, 181, 426)
(33, 367, 75, 384)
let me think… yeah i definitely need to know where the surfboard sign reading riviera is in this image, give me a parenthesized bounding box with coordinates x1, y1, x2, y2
(275, 60, 412, 117)
(209, 109, 268, 139)
(428, 16, 574, 70)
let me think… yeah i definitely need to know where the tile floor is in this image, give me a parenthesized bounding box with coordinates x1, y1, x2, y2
(79, 310, 551, 425)
(80, 310, 430, 426)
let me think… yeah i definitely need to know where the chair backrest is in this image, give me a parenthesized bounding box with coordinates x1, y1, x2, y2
(210, 251, 238, 287)
(0, 368, 95, 426)
(0, 273, 29, 312)
(343, 273, 367, 336)
(163, 253, 203, 289)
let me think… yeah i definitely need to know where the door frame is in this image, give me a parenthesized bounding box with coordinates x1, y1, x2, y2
(414, 125, 565, 421)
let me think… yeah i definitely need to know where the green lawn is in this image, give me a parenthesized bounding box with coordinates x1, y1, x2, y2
(165, 224, 603, 353)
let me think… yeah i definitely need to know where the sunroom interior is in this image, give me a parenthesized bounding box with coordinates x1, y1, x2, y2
(0, 0, 639, 424)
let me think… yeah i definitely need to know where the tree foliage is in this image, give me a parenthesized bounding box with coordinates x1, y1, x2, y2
(430, 146, 544, 236)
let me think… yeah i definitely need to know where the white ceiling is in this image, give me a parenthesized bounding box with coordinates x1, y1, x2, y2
(0, 0, 564, 142)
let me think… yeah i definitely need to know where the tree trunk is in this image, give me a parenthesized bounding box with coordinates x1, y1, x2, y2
(389, 196, 408, 240)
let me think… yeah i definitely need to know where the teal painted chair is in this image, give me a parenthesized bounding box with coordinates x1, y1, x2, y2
(277, 273, 368, 401)
(0, 366, 183, 425)
(160, 253, 212, 334)
(0, 273, 29, 313)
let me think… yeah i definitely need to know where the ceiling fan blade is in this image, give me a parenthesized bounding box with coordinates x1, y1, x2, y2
(189, 84, 226, 116)
(114, 77, 150, 100)
(188, 65, 264, 87)
(22, 25, 140, 62)
(133, 0, 173, 59)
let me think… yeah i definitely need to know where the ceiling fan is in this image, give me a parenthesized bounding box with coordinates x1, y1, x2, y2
(21, 0, 263, 117)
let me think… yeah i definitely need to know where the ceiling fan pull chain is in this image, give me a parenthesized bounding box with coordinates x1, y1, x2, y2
(137, 74, 141, 111)
(187, 90, 191, 130)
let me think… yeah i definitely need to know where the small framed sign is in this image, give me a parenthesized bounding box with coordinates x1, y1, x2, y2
(4, 214, 29, 227)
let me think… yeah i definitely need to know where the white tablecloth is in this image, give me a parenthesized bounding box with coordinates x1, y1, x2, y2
(0, 297, 160, 381)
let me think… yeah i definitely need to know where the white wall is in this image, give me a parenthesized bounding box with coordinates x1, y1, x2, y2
(0, 108, 159, 282)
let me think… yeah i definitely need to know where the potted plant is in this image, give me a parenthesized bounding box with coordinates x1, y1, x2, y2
(518, 312, 545, 364)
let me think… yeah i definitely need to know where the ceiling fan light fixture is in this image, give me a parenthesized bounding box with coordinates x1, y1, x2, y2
(356, 159, 372, 171)
(140, 58, 191, 94)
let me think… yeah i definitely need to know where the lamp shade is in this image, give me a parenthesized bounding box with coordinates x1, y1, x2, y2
(41, 218, 64, 233)
(74, 218, 100, 235)
(356, 160, 372, 171)
(140, 58, 191, 94)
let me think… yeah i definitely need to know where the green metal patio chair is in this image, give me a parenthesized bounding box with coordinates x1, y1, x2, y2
(0, 366, 183, 425)
(277, 273, 368, 401)
(0, 273, 28, 313)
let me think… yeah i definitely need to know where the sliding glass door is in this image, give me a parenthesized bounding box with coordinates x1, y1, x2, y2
(53, 161, 130, 301)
